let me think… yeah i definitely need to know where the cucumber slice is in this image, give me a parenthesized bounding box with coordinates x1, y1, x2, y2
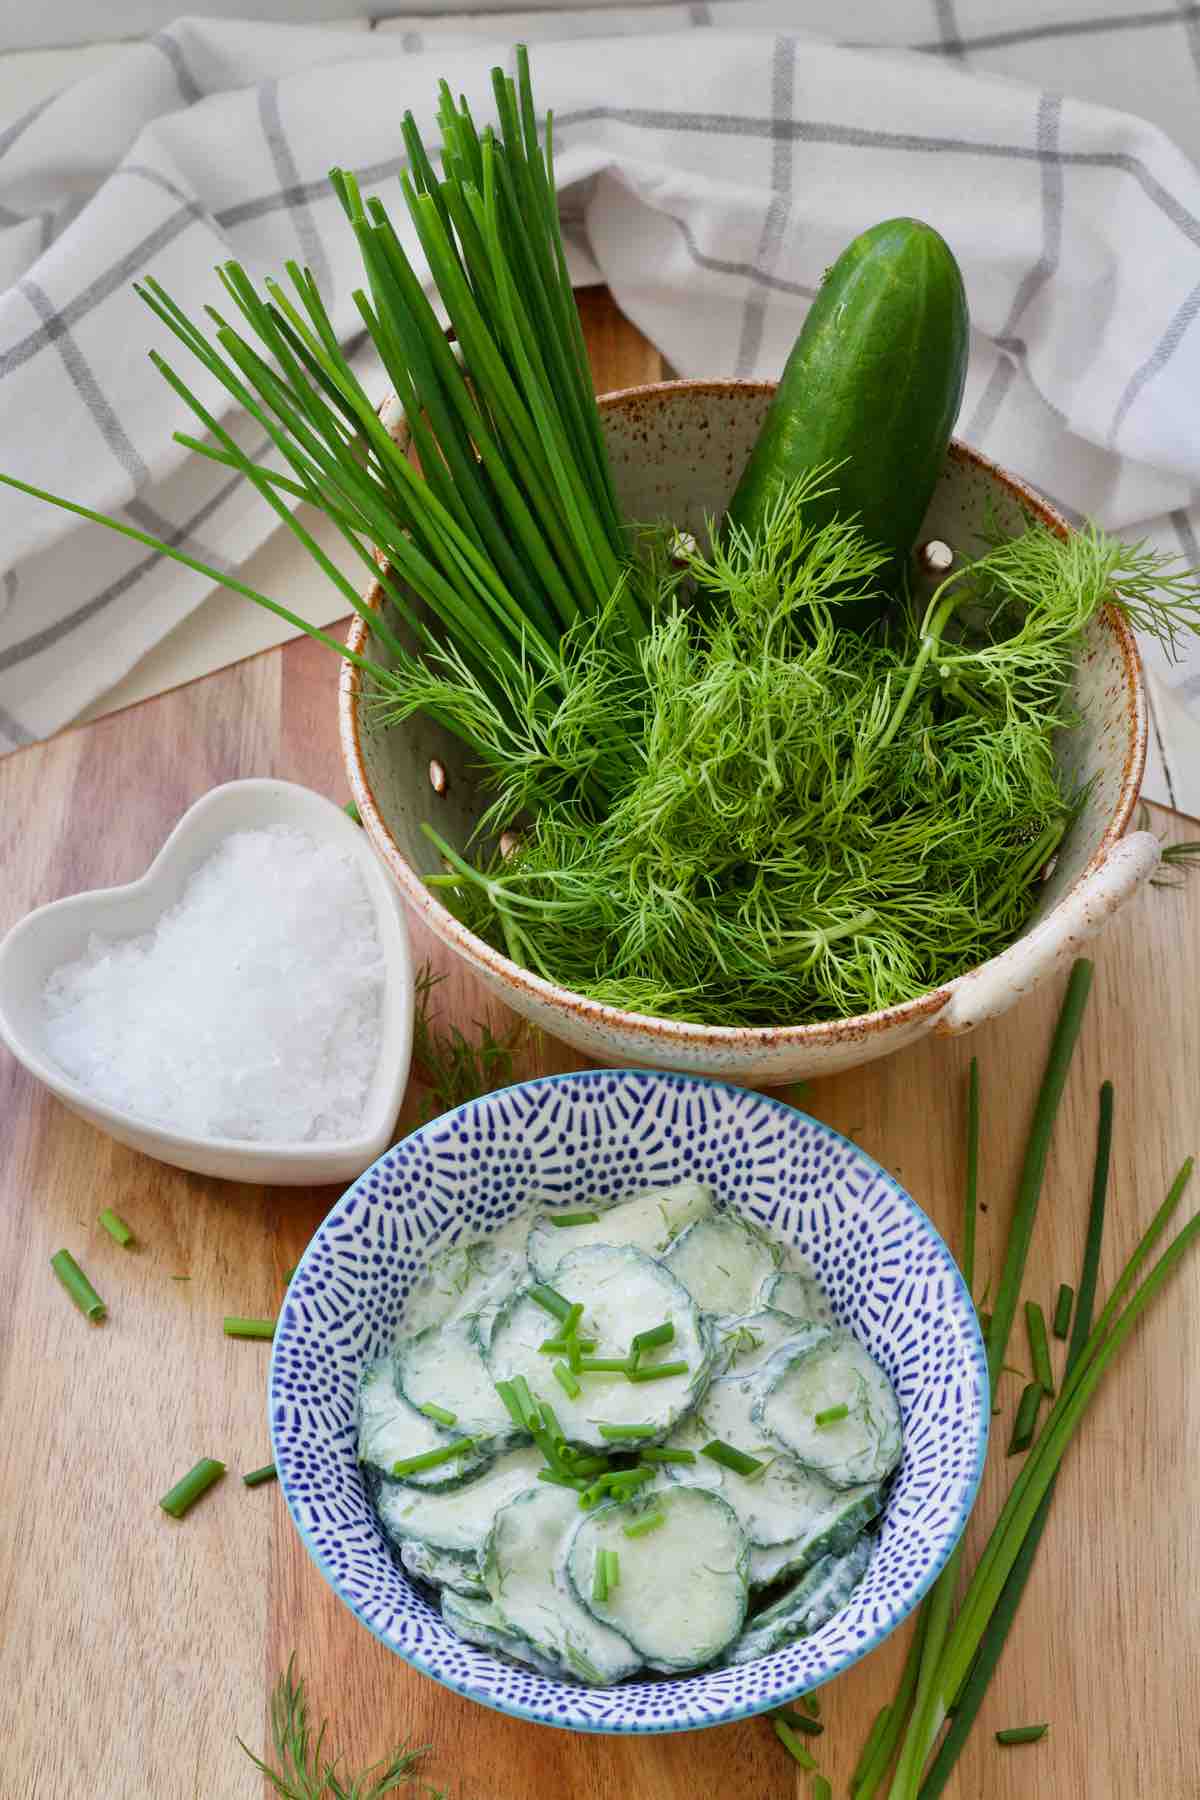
(485, 1484, 641, 1685)
(664, 1370, 854, 1549)
(400, 1240, 525, 1341)
(396, 1318, 518, 1440)
(764, 1270, 835, 1328)
(757, 1328, 903, 1488)
(748, 1483, 884, 1589)
(441, 1589, 565, 1680)
(400, 1540, 487, 1597)
(722, 1535, 874, 1663)
(487, 1245, 709, 1450)
(372, 1444, 543, 1556)
(357, 1356, 492, 1488)
(526, 1180, 714, 1282)
(711, 1307, 815, 1378)
(567, 1487, 749, 1672)
(663, 1213, 782, 1316)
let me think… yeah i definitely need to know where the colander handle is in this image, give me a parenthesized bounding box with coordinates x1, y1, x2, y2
(934, 830, 1161, 1037)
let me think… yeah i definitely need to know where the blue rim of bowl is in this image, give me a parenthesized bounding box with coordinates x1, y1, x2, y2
(270, 1068, 990, 1735)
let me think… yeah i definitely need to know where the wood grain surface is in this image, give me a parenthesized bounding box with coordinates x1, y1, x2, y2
(1, 292, 1198, 1800)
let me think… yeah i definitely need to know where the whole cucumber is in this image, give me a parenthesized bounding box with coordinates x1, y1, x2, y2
(726, 217, 969, 628)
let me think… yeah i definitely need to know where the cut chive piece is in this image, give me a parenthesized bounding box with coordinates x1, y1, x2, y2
(569, 1456, 611, 1478)
(592, 1552, 609, 1603)
(605, 1468, 653, 1491)
(343, 800, 362, 824)
(598, 1423, 655, 1440)
(629, 1320, 675, 1363)
(797, 1693, 820, 1719)
(539, 1469, 585, 1491)
(772, 1718, 817, 1771)
(539, 1336, 597, 1356)
(510, 1374, 539, 1429)
(529, 1283, 572, 1322)
(50, 1250, 106, 1321)
(576, 1358, 631, 1374)
(813, 1779, 832, 1800)
(623, 1510, 666, 1539)
(223, 1317, 276, 1340)
(701, 1439, 764, 1477)
(419, 1402, 458, 1427)
(639, 1447, 697, 1465)
(553, 1361, 581, 1399)
(979, 1309, 992, 1339)
(628, 1360, 688, 1383)
(98, 1208, 134, 1247)
(392, 1436, 477, 1478)
(604, 1548, 620, 1590)
(159, 1458, 225, 1518)
(774, 1708, 823, 1737)
(1008, 1383, 1043, 1455)
(852, 1702, 891, 1790)
(242, 1463, 278, 1488)
(282, 1266, 296, 1285)
(550, 1211, 600, 1227)
(1053, 1283, 1074, 1340)
(814, 1403, 849, 1428)
(494, 1379, 527, 1431)
(995, 1724, 1048, 1746)
(563, 1302, 584, 1335)
(1025, 1301, 1055, 1396)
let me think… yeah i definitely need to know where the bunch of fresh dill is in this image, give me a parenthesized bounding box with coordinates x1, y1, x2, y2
(411, 474, 1200, 1026)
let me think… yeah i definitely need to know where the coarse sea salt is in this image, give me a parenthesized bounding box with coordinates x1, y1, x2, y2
(43, 826, 385, 1143)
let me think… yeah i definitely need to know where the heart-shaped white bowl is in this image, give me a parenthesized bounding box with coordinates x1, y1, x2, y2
(0, 779, 414, 1184)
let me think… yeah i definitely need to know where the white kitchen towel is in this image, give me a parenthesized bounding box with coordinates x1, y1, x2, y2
(1, 4, 1198, 811)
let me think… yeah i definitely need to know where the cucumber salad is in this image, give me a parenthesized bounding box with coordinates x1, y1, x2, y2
(357, 1182, 903, 1683)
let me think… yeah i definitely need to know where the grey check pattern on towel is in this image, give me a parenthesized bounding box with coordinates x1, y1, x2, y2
(1, 2, 1199, 810)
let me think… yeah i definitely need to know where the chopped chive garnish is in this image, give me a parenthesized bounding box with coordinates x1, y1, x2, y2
(539, 1469, 585, 1490)
(629, 1320, 675, 1364)
(50, 1249, 106, 1321)
(494, 1379, 527, 1431)
(564, 1302, 584, 1335)
(814, 1403, 849, 1427)
(539, 1336, 597, 1356)
(529, 1283, 572, 1322)
(170, 1275, 191, 1282)
(223, 1316, 276, 1340)
(774, 1708, 823, 1737)
(995, 1724, 1048, 1746)
(979, 1308, 992, 1339)
(623, 1510, 666, 1539)
(813, 1778, 832, 1800)
(771, 1718, 817, 1771)
(628, 1360, 689, 1383)
(1053, 1283, 1074, 1339)
(553, 1361, 581, 1399)
(1024, 1300, 1055, 1396)
(510, 1375, 539, 1429)
(242, 1463, 278, 1488)
(592, 1551, 609, 1604)
(392, 1436, 477, 1477)
(701, 1438, 764, 1477)
(98, 1208, 134, 1247)
(604, 1548, 620, 1590)
(570, 1455, 611, 1478)
(605, 1467, 653, 1490)
(540, 1401, 564, 1440)
(419, 1402, 458, 1427)
(638, 1447, 697, 1465)
(577, 1357, 631, 1373)
(344, 800, 362, 824)
(550, 1211, 600, 1227)
(159, 1457, 225, 1518)
(598, 1423, 655, 1440)
(797, 1693, 820, 1719)
(282, 1265, 296, 1285)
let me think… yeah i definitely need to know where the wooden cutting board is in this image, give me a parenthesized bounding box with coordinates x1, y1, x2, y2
(1, 291, 1198, 1800)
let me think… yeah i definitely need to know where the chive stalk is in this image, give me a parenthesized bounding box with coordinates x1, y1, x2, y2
(813, 1779, 833, 1800)
(1007, 1383, 1043, 1455)
(550, 1211, 600, 1227)
(604, 1548, 620, 1590)
(629, 1320, 675, 1363)
(598, 1423, 655, 1441)
(98, 1208, 134, 1247)
(623, 1511, 666, 1539)
(529, 1283, 572, 1322)
(391, 1437, 477, 1477)
(995, 1724, 1048, 1746)
(553, 1361, 581, 1399)
(700, 1439, 763, 1477)
(1052, 1283, 1074, 1340)
(772, 1719, 818, 1771)
(628, 1360, 689, 1383)
(224, 1317, 276, 1340)
(50, 1250, 106, 1321)
(159, 1458, 225, 1518)
(1024, 1302, 1055, 1395)
(774, 1709, 823, 1738)
(418, 1402, 458, 1427)
(592, 1552, 609, 1604)
(814, 1403, 849, 1428)
(576, 1357, 629, 1374)
(638, 1447, 696, 1465)
(242, 1464, 278, 1488)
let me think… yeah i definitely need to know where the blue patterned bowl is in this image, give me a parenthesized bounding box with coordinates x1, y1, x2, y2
(270, 1070, 988, 1734)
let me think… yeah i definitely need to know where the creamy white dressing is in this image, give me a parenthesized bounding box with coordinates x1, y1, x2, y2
(375, 1445, 545, 1553)
(397, 1317, 515, 1437)
(526, 1180, 714, 1282)
(759, 1329, 903, 1488)
(663, 1213, 781, 1314)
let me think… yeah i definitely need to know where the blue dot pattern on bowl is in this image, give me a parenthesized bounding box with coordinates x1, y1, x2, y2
(270, 1070, 988, 1735)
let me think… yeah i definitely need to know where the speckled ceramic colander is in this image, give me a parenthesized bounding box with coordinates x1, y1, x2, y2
(340, 381, 1158, 1084)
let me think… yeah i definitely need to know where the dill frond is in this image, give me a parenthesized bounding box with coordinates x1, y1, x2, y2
(411, 964, 525, 1118)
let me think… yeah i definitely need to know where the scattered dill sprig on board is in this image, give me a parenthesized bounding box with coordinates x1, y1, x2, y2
(411, 964, 525, 1119)
(1138, 803, 1200, 887)
(238, 1657, 446, 1799)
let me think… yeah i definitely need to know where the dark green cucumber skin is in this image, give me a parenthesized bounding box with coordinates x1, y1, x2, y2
(727, 217, 969, 627)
